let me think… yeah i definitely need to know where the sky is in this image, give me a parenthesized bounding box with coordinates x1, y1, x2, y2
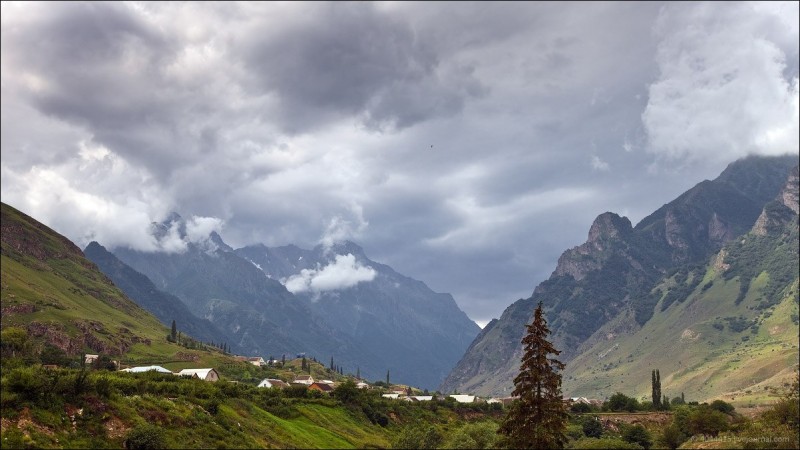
(2, 1, 798, 327)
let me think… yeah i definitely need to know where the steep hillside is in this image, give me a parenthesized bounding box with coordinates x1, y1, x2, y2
(563, 165, 799, 403)
(236, 241, 480, 390)
(83, 242, 233, 351)
(441, 155, 798, 397)
(1, 202, 189, 363)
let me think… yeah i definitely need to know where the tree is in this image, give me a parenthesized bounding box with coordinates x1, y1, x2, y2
(356, 366, 360, 379)
(498, 301, 567, 449)
(170, 320, 177, 342)
(386, 369, 390, 386)
(652, 369, 662, 409)
(330, 356, 334, 370)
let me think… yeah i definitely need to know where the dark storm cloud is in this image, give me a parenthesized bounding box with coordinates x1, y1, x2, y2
(2, 2, 798, 325)
(239, 2, 486, 132)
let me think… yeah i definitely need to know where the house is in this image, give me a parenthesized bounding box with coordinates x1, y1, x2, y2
(258, 378, 289, 389)
(177, 368, 220, 382)
(319, 379, 335, 385)
(293, 375, 314, 385)
(411, 396, 433, 402)
(382, 393, 400, 400)
(308, 382, 334, 393)
(356, 381, 370, 389)
(84, 354, 99, 365)
(247, 357, 266, 367)
(121, 365, 173, 374)
(449, 395, 476, 403)
(494, 396, 518, 405)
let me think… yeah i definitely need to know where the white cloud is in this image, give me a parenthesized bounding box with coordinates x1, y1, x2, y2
(643, 2, 800, 162)
(157, 221, 187, 253)
(186, 216, 224, 243)
(283, 253, 376, 294)
(591, 155, 610, 171)
(320, 203, 369, 250)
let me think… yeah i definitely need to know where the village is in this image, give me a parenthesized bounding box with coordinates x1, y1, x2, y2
(83, 352, 603, 408)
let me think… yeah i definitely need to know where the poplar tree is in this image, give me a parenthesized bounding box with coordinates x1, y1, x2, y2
(498, 302, 567, 449)
(170, 320, 177, 342)
(651, 369, 662, 409)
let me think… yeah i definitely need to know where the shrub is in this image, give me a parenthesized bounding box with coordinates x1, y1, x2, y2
(125, 424, 166, 449)
(687, 406, 729, 436)
(709, 399, 735, 415)
(622, 424, 652, 449)
(657, 424, 687, 450)
(582, 418, 603, 438)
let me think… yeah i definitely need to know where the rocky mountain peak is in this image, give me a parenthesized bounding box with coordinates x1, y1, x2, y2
(587, 212, 633, 245)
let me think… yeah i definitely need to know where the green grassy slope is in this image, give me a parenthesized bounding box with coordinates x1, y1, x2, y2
(1, 202, 246, 368)
(563, 227, 799, 406)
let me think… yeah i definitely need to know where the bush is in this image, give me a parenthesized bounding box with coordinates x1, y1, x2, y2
(392, 425, 442, 449)
(125, 424, 166, 449)
(710, 399, 735, 415)
(443, 422, 497, 449)
(606, 392, 640, 412)
(687, 406, 729, 436)
(582, 418, 603, 438)
(622, 424, 652, 449)
(657, 424, 687, 450)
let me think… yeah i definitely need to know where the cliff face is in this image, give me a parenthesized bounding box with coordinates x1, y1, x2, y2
(440, 155, 798, 397)
(753, 165, 799, 236)
(553, 213, 633, 281)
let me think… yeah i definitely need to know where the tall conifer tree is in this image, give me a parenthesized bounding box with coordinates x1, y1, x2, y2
(498, 301, 567, 449)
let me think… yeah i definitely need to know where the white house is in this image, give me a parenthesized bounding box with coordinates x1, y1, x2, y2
(293, 375, 314, 385)
(258, 378, 289, 389)
(411, 396, 433, 402)
(449, 395, 476, 403)
(84, 354, 99, 365)
(120, 365, 172, 374)
(177, 368, 220, 382)
(382, 393, 400, 399)
(247, 357, 266, 367)
(356, 381, 370, 389)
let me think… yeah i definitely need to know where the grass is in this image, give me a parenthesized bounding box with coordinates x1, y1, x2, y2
(563, 269, 799, 405)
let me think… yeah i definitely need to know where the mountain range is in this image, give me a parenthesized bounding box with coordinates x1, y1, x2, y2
(441, 155, 799, 401)
(99, 225, 479, 389)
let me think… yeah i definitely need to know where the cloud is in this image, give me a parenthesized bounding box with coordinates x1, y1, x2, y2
(1, 2, 796, 325)
(283, 253, 377, 294)
(185, 216, 224, 243)
(591, 155, 610, 171)
(156, 221, 188, 253)
(320, 205, 369, 250)
(238, 3, 486, 133)
(643, 2, 800, 162)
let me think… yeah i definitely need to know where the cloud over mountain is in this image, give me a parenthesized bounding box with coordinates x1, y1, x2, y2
(283, 253, 377, 294)
(1, 2, 797, 324)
